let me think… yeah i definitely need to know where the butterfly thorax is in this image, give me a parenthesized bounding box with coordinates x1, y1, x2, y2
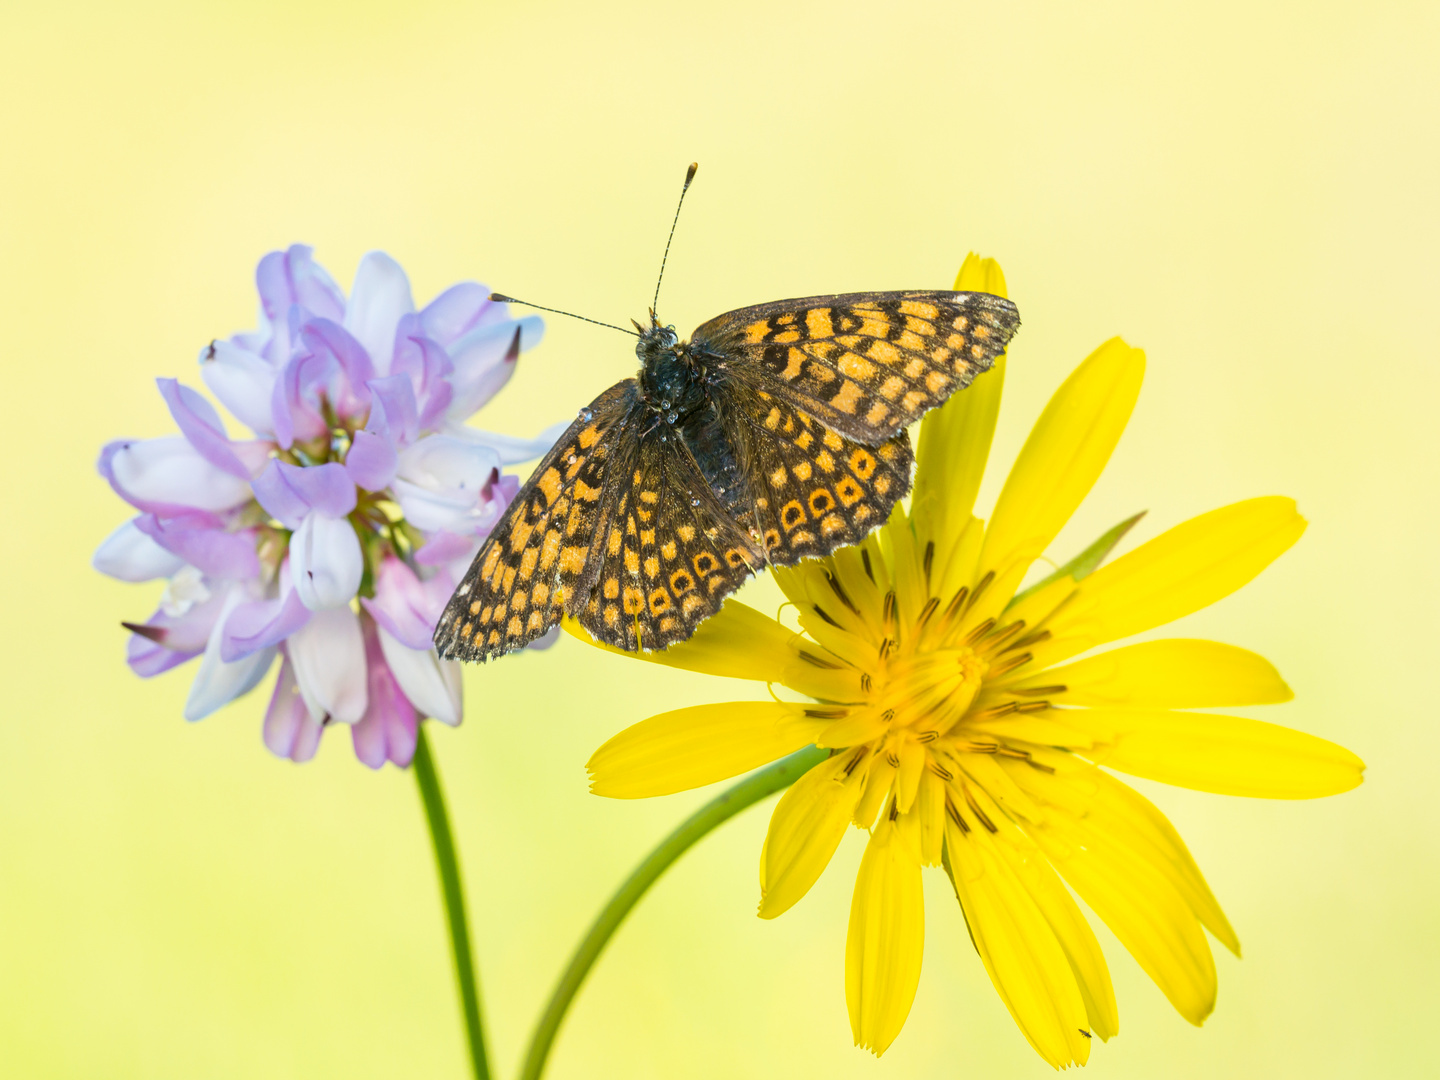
(636, 322, 712, 424)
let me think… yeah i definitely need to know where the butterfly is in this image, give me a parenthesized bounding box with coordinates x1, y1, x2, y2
(433, 167, 1020, 662)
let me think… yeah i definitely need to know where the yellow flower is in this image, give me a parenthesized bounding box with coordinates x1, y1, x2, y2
(572, 255, 1364, 1067)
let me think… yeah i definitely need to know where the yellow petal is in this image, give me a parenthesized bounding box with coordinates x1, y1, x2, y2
(759, 750, 865, 918)
(563, 598, 797, 682)
(911, 254, 1010, 587)
(1072, 707, 1366, 798)
(587, 702, 828, 799)
(846, 819, 925, 1055)
(1011, 639, 1293, 707)
(970, 338, 1145, 622)
(1012, 767, 1222, 1021)
(945, 816, 1095, 1066)
(1029, 497, 1307, 671)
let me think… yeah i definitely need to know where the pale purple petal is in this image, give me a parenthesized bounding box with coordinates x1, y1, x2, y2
(252, 461, 357, 528)
(447, 420, 566, 465)
(124, 579, 229, 659)
(351, 617, 419, 769)
(366, 374, 420, 445)
(183, 587, 278, 721)
(345, 430, 398, 491)
(200, 339, 278, 436)
(127, 632, 199, 677)
(299, 319, 374, 421)
(263, 652, 325, 763)
(360, 557, 451, 650)
(270, 352, 330, 451)
(446, 317, 543, 421)
(418, 282, 499, 347)
(290, 514, 363, 611)
(133, 513, 260, 580)
(378, 626, 461, 726)
(99, 437, 253, 515)
(222, 584, 311, 662)
(288, 605, 368, 724)
(257, 245, 345, 329)
(156, 378, 252, 479)
(414, 529, 476, 567)
(390, 434, 502, 533)
(93, 519, 185, 581)
(345, 252, 414, 378)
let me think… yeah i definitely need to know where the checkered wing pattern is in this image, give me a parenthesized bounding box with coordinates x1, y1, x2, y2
(694, 291, 1019, 444)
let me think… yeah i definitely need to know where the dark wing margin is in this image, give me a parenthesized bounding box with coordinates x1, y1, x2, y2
(692, 290, 1019, 445)
(575, 426, 762, 652)
(433, 381, 634, 663)
(717, 384, 913, 567)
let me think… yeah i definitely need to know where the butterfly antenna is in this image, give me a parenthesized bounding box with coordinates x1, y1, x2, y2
(489, 293, 638, 337)
(652, 161, 699, 317)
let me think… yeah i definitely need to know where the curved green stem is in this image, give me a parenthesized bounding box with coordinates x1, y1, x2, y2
(518, 745, 830, 1080)
(414, 725, 490, 1080)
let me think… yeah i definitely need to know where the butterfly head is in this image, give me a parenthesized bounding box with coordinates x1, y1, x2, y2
(636, 319, 708, 423)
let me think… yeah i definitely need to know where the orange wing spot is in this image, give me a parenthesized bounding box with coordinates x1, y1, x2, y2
(776, 313, 797, 325)
(867, 338, 900, 365)
(953, 315, 969, 330)
(707, 575, 728, 594)
(537, 468, 562, 504)
(565, 503, 586, 537)
(622, 586, 645, 615)
(945, 332, 967, 350)
(624, 548, 640, 575)
(806, 339, 837, 360)
(648, 588, 672, 615)
(931, 346, 952, 365)
(836, 332, 861, 347)
(526, 610, 545, 633)
(820, 513, 846, 536)
(578, 424, 600, 448)
(857, 317, 890, 338)
(501, 566, 516, 594)
(509, 518, 534, 552)
(468, 600, 482, 615)
(809, 488, 836, 516)
(865, 401, 891, 427)
(821, 429, 844, 451)
(681, 594, 706, 617)
(853, 504, 874, 523)
(532, 583, 550, 607)
(807, 364, 836, 384)
(539, 529, 562, 571)
(635, 507, 653, 524)
(901, 390, 926, 412)
(518, 548, 538, 580)
(744, 320, 771, 344)
(837, 352, 875, 381)
(481, 544, 502, 578)
(784, 414, 798, 435)
(904, 315, 936, 337)
(780, 347, 805, 381)
(875, 475, 893, 496)
(669, 568, 695, 595)
(973, 324, 992, 340)
(925, 370, 949, 393)
(603, 604, 619, 627)
(815, 449, 835, 472)
(836, 476, 864, 506)
(507, 615, 524, 636)
(971, 344, 986, 360)
(773, 329, 802, 345)
(677, 524, 695, 542)
(780, 500, 806, 530)
(643, 555, 660, 578)
(756, 497, 769, 509)
(829, 381, 863, 415)
(805, 308, 834, 338)
(487, 629, 501, 646)
(763, 528, 781, 550)
(897, 330, 926, 351)
(794, 430, 813, 449)
(480, 605, 494, 624)
(793, 461, 813, 481)
(693, 552, 718, 577)
(607, 527, 623, 556)
(902, 358, 925, 380)
(552, 583, 573, 607)
(603, 577, 619, 600)
(764, 407, 782, 430)
(724, 548, 749, 568)
(510, 588, 529, 612)
(899, 299, 938, 320)
(769, 465, 788, 487)
(790, 529, 816, 546)
(460, 621, 474, 638)
(878, 375, 906, 402)
(661, 540, 677, 560)
(849, 448, 877, 478)
(575, 480, 601, 502)
(559, 546, 587, 574)
(640, 490, 659, 504)
(659, 616, 678, 633)
(640, 529, 655, 547)
(876, 443, 900, 463)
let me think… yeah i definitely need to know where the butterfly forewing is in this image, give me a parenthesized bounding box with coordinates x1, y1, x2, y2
(694, 291, 1019, 444)
(434, 382, 633, 662)
(577, 427, 761, 651)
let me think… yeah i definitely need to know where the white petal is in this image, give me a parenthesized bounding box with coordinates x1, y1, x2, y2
(92, 520, 185, 581)
(200, 340, 278, 435)
(290, 513, 364, 611)
(184, 587, 278, 721)
(378, 626, 462, 725)
(288, 605, 368, 724)
(392, 434, 503, 533)
(344, 251, 415, 377)
(444, 420, 565, 465)
(110, 436, 253, 512)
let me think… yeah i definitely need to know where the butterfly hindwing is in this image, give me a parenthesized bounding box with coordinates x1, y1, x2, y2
(433, 382, 633, 662)
(578, 425, 762, 651)
(720, 386, 913, 566)
(694, 291, 1019, 444)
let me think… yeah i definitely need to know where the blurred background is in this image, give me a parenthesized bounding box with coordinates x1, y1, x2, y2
(2, 1, 1436, 1076)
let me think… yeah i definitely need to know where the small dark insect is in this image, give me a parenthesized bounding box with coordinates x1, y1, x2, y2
(434, 164, 1020, 662)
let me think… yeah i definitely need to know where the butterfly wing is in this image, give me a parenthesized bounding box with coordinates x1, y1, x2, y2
(433, 381, 635, 663)
(577, 423, 763, 652)
(715, 382, 913, 567)
(692, 291, 1019, 445)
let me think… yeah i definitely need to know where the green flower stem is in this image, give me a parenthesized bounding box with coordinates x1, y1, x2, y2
(518, 744, 830, 1080)
(413, 725, 490, 1080)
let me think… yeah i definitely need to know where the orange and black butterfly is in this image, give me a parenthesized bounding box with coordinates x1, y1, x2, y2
(433, 166, 1019, 662)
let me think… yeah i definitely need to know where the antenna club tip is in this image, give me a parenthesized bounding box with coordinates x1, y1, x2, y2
(685, 162, 698, 184)
(489, 292, 513, 303)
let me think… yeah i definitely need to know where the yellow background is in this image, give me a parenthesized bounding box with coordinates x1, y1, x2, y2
(2, 1, 1435, 1076)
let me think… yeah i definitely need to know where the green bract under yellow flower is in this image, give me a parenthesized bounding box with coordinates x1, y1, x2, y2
(570, 255, 1364, 1068)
